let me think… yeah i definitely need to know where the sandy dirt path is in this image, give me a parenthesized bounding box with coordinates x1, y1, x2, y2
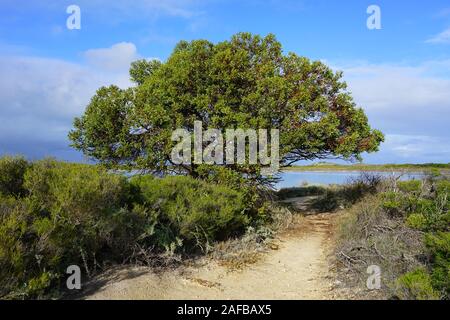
(83, 212, 338, 300)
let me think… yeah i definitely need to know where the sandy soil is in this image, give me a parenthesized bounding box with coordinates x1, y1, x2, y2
(82, 211, 340, 300)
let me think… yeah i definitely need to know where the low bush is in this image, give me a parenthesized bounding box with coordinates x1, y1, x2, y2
(395, 268, 440, 300)
(131, 175, 251, 252)
(425, 232, 450, 298)
(0, 156, 30, 197)
(308, 173, 383, 212)
(276, 186, 327, 200)
(397, 180, 422, 194)
(336, 173, 449, 300)
(406, 213, 428, 230)
(336, 195, 425, 295)
(0, 159, 134, 298)
(0, 157, 260, 299)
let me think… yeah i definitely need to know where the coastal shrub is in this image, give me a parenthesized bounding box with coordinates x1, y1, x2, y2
(0, 156, 30, 197)
(380, 191, 407, 216)
(425, 232, 450, 298)
(304, 173, 382, 212)
(196, 165, 273, 224)
(0, 159, 134, 298)
(436, 180, 450, 195)
(397, 180, 422, 194)
(0, 196, 31, 298)
(395, 269, 440, 300)
(276, 186, 326, 200)
(336, 193, 425, 299)
(131, 175, 250, 252)
(406, 213, 428, 230)
(336, 174, 449, 300)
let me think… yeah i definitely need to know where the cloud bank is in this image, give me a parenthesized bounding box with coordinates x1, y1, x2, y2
(337, 60, 450, 163)
(0, 43, 140, 160)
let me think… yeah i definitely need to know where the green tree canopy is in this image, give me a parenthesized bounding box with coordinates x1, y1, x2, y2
(69, 33, 383, 183)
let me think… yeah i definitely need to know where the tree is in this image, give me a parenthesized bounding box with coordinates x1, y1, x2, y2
(69, 33, 384, 185)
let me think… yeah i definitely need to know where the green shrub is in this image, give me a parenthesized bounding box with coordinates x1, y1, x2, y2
(406, 200, 449, 232)
(338, 174, 449, 299)
(0, 160, 134, 298)
(0, 196, 34, 298)
(381, 191, 406, 216)
(196, 165, 270, 224)
(380, 190, 431, 217)
(277, 186, 326, 200)
(342, 173, 382, 204)
(425, 232, 450, 298)
(436, 180, 450, 198)
(398, 180, 422, 194)
(0, 156, 30, 197)
(131, 175, 250, 251)
(395, 268, 440, 300)
(406, 213, 428, 230)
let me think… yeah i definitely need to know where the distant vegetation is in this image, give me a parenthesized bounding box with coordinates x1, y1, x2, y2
(284, 162, 450, 172)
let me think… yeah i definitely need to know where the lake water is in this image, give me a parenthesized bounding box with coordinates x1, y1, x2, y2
(276, 171, 424, 190)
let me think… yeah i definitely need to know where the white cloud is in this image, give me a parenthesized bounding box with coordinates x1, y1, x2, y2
(341, 62, 450, 111)
(0, 42, 147, 160)
(84, 42, 139, 72)
(380, 134, 450, 161)
(335, 60, 450, 135)
(331, 60, 450, 163)
(426, 27, 450, 44)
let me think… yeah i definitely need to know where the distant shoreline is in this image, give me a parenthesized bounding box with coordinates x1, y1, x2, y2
(282, 163, 450, 173)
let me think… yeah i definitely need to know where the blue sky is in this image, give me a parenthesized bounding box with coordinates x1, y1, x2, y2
(0, 0, 449, 164)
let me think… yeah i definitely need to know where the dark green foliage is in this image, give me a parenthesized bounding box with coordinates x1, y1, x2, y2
(276, 186, 327, 200)
(0, 156, 30, 197)
(129, 59, 162, 85)
(131, 175, 250, 251)
(424, 232, 450, 298)
(0, 159, 133, 298)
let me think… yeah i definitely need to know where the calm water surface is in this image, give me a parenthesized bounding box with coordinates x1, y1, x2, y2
(276, 171, 424, 190)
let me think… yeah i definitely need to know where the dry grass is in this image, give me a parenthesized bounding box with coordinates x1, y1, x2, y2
(335, 195, 426, 299)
